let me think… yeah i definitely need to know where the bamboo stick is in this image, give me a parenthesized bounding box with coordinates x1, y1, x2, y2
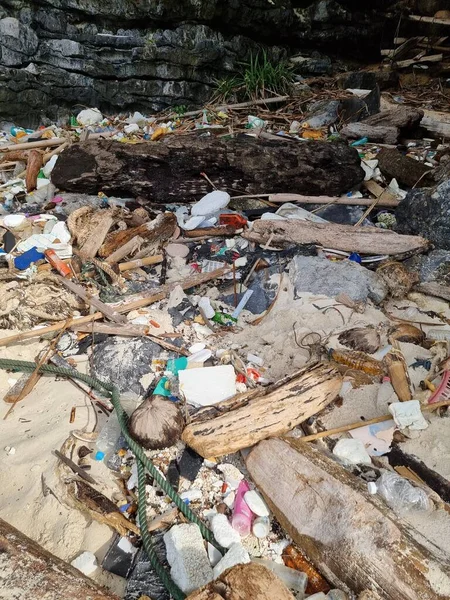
(118, 254, 164, 271)
(290, 399, 450, 443)
(0, 138, 66, 153)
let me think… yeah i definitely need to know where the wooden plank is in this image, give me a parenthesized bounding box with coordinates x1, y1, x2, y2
(246, 439, 450, 599)
(78, 214, 114, 260)
(182, 363, 342, 458)
(394, 53, 443, 68)
(415, 282, 450, 301)
(0, 518, 118, 599)
(243, 220, 429, 255)
(118, 254, 164, 271)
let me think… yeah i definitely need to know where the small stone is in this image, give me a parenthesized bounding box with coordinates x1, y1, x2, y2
(213, 543, 250, 578)
(166, 243, 190, 258)
(70, 551, 98, 575)
(4, 446, 16, 455)
(211, 514, 241, 549)
(244, 490, 269, 517)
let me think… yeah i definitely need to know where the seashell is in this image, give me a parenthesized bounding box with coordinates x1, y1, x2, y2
(388, 323, 425, 345)
(338, 327, 380, 354)
(129, 394, 184, 450)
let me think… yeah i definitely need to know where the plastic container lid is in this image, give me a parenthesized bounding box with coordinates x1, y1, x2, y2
(367, 482, 377, 495)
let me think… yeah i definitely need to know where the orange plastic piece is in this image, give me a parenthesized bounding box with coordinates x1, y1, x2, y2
(282, 544, 330, 595)
(44, 249, 72, 278)
(151, 127, 167, 141)
(219, 214, 248, 229)
(301, 129, 326, 140)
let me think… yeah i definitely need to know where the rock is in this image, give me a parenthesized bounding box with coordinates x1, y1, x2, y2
(213, 543, 251, 579)
(339, 89, 380, 122)
(289, 256, 387, 304)
(52, 138, 364, 200)
(396, 180, 450, 249)
(211, 514, 241, 549)
(290, 54, 332, 75)
(164, 524, 213, 594)
(0, 2, 393, 126)
(92, 337, 163, 395)
(341, 70, 399, 91)
(406, 249, 450, 283)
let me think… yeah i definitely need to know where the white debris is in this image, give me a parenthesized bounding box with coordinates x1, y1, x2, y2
(180, 489, 202, 502)
(70, 551, 98, 575)
(333, 438, 372, 465)
(76, 108, 102, 126)
(164, 524, 213, 594)
(244, 490, 269, 517)
(213, 543, 250, 578)
(389, 400, 429, 431)
(124, 123, 140, 134)
(217, 463, 244, 488)
(179, 365, 237, 407)
(211, 514, 241, 549)
(191, 190, 230, 217)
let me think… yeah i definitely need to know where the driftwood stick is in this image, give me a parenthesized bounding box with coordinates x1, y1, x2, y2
(268, 193, 400, 208)
(415, 282, 450, 302)
(0, 138, 66, 153)
(243, 220, 429, 255)
(57, 276, 127, 324)
(118, 254, 164, 271)
(0, 266, 229, 347)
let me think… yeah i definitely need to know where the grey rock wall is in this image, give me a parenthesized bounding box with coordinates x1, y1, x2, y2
(0, 1, 394, 126)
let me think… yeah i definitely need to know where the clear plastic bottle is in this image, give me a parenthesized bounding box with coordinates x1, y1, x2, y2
(371, 471, 432, 514)
(231, 480, 253, 536)
(252, 558, 307, 595)
(95, 411, 122, 461)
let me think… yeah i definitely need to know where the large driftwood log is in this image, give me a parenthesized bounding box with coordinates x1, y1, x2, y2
(340, 123, 399, 144)
(186, 563, 296, 600)
(51, 138, 364, 200)
(243, 219, 429, 255)
(0, 518, 117, 599)
(363, 106, 424, 130)
(246, 439, 450, 600)
(182, 363, 342, 458)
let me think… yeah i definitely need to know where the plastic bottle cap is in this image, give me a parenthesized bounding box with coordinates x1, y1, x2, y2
(382, 376, 391, 383)
(367, 482, 377, 495)
(94, 451, 105, 461)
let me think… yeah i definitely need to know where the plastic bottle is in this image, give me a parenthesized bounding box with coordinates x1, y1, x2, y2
(231, 480, 253, 536)
(370, 471, 432, 513)
(252, 559, 307, 594)
(95, 412, 122, 461)
(376, 376, 397, 410)
(252, 516, 270, 538)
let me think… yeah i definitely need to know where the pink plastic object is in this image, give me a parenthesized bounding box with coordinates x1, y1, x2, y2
(231, 480, 253, 536)
(428, 371, 450, 404)
(53, 196, 63, 204)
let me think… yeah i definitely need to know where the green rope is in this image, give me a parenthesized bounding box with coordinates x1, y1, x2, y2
(137, 459, 185, 600)
(0, 358, 223, 597)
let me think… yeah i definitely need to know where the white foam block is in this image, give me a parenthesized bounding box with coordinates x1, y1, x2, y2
(179, 365, 236, 407)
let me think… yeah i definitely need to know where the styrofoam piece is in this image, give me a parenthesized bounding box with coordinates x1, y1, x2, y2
(164, 524, 213, 594)
(187, 349, 212, 364)
(191, 190, 230, 216)
(211, 514, 241, 549)
(198, 297, 215, 319)
(189, 342, 206, 354)
(332, 438, 372, 465)
(179, 365, 237, 407)
(77, 108, 103, 126)
(70, 551, 98, 575)
(212, 543, 250, 579)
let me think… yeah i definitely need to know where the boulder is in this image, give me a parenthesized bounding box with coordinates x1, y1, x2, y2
(289, 256, 387, 303)
(396, 180, 450, 250)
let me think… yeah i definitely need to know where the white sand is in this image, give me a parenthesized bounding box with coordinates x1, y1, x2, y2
(0, 331, 125, 596)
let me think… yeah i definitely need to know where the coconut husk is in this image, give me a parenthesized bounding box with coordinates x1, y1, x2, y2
(384, 348, 412, 401)
(129, 395, 184, 450)
(338, 327, 380, 354)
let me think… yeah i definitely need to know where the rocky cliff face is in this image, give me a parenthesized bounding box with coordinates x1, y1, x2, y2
(0, 1, 394, 126)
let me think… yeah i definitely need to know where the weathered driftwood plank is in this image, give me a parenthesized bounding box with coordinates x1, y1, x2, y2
(246, 439, 450, 600)
(269, 192, 399, 208)
(377, 148, 435, 188)
(0, 518, 118, 599)
(182, 363, 342, 458)
(78, 213, 114, 259)
(243, 219, 429, 255)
